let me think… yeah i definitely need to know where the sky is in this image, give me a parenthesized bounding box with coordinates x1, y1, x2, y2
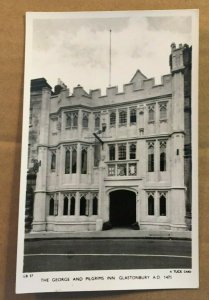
(31, 13, 192, 94)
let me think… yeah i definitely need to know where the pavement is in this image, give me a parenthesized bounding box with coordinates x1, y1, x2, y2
(25, 228, 191, 240)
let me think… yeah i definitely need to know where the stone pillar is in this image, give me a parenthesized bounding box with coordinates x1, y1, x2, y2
(33, 87, 51, 231)
(169, 43, 186, 230)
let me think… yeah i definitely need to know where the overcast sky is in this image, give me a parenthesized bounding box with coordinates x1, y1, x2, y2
(31, 13, 192, 94)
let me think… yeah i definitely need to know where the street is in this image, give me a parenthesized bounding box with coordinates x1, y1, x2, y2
(23, 238, 191, 272)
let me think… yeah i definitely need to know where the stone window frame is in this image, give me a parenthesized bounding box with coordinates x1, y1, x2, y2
(159, 140, 167, 172)
(65, 111, 78, 129)
(147, 141, 155, 172)
(64, 145, 77, 174)
(109, 110, 116, 127)
(119, 109, 127, 126)
(50, 150, 56, 173)
(118, 143, 126, 160)
(147, 191, 155, 216)
(147, 104, 155, 123)
(94, 112, 101, 130)
(159, 191, 167, 216)
(130, 107, 137, 125)
(109, 144, 116, 161)
(82, 112, 89, 128)
(159, 102, 168, 122)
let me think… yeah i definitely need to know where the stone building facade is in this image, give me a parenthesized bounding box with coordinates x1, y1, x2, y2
(26, 43, 192, 233)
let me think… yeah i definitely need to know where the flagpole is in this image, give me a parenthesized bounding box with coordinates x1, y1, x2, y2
(109, 29, 112, 87)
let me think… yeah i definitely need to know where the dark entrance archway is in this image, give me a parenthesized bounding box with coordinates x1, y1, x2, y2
(109, 190, 136, 227)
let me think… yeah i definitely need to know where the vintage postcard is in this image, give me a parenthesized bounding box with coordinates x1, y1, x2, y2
(16, 10, 199, 293)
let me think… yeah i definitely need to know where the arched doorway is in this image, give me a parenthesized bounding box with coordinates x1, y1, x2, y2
(109, 190, 136, 227)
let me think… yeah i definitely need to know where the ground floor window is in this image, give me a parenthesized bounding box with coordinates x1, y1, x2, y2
(93, 197, 98, 215)
(148, 194, 154, 215)
(159, 193, 166, 216)
(80, 196, 87, 215)
(63, 197, 68, 215)
(49, 198, 54, 215)
(70, 197, 75, 215)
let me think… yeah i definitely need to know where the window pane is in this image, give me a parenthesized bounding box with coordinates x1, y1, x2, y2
(108, 164, 115, 176)
(148, 144, 154, 172)
(109, 145, 115, 160)
(130, 144, 136, 159)
(80, 197, 86, 215)
(148, 108, 155, 122)
(94, 142, 100, 167)
(49, 198, 54, 215)
(51, 153, 56, 172)
(160, 195, 166, 216)
(118, 144, 126, 160)
(63, 197, 68, 215)
(70, 197, 75, 215)
(81, 149, 87, 174)
(130, 109, 136, 123)
(110, 112, 116, 126)
(72, 149, 77, 173)
(119, 111, 127, 125)
(95, 116, 100, 129)
(82, 115, 88, 128)
(160, 142, 166, 171)
(73, 114, 78, 127)
(65, 150, 70, 174)
(117, 164, 127, 176)
(160, 105, 167, 119)
(66, 114, 71, 127)
(148, 195, 154, 215)
(93, 197, 98, 215)
(160, 152, 166, 171)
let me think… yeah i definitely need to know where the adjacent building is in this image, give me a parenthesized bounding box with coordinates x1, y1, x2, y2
(25, 43, 192, 233)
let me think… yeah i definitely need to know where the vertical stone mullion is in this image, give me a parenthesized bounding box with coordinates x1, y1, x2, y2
(155, 191, 159, 217)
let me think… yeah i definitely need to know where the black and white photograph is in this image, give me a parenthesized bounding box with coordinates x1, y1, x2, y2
(16, 10, 199, 293)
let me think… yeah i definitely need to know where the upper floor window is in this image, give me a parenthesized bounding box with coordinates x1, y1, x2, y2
(51, 152, 56, 172)
(118, 144, 126, 160)
(94, 113, 100, 129)
(66, 111, 78, 128)
(110, 111, 116, 127)
(160, 141, 166, 171)
(82, 113, 89, 128)
(119, 110, 127, 126)
(129, 143, 136, 159)
(65, 149, 71, 174)
(148, 104, 155, 122)
(81, 147, 88, 174)
(65, 146, 77, 174)
(159, 103, 167, 120)
(94, 142, 100, 167)
(72, 148, 77, 173)
(72, 112, 78, 127)
(148, 142, 154, 172)
(130, 108, 136, 124)
(66, 114, 71, 128)
(109, 144, 115, 161)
